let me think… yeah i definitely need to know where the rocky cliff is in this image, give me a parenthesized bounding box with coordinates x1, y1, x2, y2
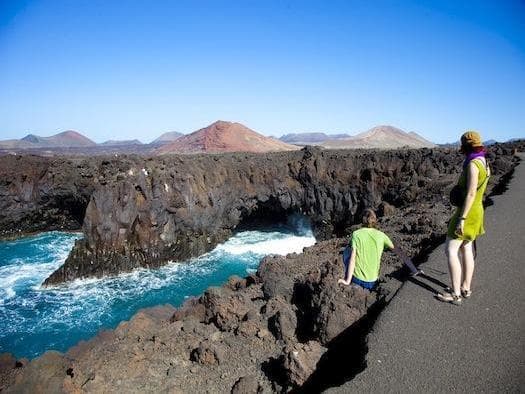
(0, 155, 98, 238)
(0, 144, 521, 285)
(41, 146, 468, 284)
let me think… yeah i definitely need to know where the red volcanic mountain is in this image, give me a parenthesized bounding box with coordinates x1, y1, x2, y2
(157, 121, 299, 154)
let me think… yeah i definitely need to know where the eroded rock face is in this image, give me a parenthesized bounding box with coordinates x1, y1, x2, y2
(2, 144, 521, 285)
(44, 145, 517, 284)
(0, 155, 97, 238)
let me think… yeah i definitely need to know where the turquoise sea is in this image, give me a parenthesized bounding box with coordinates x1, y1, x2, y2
(0, 217, 315, 359)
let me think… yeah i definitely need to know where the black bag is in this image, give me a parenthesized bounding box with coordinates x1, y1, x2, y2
(449, 184, 465, 207)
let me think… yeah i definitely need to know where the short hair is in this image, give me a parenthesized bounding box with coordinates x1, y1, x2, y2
(362, 209, 377, 228)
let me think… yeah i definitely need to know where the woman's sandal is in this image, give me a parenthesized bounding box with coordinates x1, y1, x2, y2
(436, 291, 462, 305)
(461, 289, 472, 298)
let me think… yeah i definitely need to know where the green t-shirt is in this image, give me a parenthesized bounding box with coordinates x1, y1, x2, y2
(350, 227, 394, 282)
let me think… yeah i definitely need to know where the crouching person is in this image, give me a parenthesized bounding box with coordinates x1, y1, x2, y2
(338, 209, 419, 290)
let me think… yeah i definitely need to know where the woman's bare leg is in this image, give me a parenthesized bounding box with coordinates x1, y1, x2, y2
(460, 241, 475, 291)
(446, 237, 463, 296)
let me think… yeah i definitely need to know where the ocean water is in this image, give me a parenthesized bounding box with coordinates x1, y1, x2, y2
(0, 218, 315, 359)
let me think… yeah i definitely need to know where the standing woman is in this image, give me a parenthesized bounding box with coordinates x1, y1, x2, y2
(437, 131, 490, 305)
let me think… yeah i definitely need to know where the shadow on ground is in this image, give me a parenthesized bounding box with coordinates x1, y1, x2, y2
(295, 299, 386, 393)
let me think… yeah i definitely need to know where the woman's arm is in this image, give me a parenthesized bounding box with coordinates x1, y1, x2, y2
(456, 161, 479, 235)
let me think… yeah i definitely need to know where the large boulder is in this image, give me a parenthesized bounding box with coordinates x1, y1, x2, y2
(202, 287, 251, 331)
(231, 375, 261, 394)
(282, 341, 326, 387)
(190, 340, 226, 366)
(264, 297, 298, 344)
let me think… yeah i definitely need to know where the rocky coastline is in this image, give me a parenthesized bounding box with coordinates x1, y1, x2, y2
(4, 145, 521, 285)
(0, 142, 523, 392)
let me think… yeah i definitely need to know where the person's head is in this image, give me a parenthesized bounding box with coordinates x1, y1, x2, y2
(460, 131, 484, 155)
(362, 209, 377, 228)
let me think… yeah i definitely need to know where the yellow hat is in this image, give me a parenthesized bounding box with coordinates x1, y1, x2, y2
(461, 131, 483, 148)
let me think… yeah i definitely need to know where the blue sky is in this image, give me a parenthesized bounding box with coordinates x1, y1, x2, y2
(0, 0, 524, 143)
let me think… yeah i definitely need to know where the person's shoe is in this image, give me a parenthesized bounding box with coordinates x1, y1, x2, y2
(436, 291, 462, 305)
(410, 269, 424, 277)
(461, 288, 472, 298)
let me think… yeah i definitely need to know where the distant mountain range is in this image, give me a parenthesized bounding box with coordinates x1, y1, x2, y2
(157, 121, 298, 154)
(0, 123, 298, 155)
(0, 123, 469, 156)
(101, 139, 143, 146)
(0, 130, 180, 151)
(0, 130, 180, 155)
(324, 125, 435, 149)
(280, 132, 351, 145)
(1, 130, 96, 149)
(282, 126, 435, 149)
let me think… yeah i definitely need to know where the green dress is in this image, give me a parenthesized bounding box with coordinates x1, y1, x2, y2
(447, 159, 489, 241)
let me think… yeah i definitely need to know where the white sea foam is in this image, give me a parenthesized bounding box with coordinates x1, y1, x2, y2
(4, 287, 15, 299)
(216, 232, 315, 256)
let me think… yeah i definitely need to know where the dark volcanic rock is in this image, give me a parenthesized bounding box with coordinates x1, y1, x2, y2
(0, 144, 520, 284)
(231, 375, 262, 393)
(191, 340, 226, 366)
(301, 263, 376, 344)
(43, 145, 515, 284)
(282, 341, 326, 387)
(259, 256, 300, 301)
(202, 286, 252, 331)
(0, 155, 97, 238)
(266, 297, 298, 344)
